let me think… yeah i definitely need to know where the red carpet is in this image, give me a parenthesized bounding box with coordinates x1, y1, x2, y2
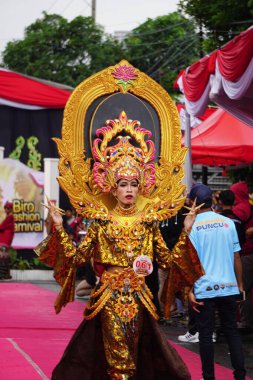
(0, 283, 251, 380)
(0, 283, 84, 380)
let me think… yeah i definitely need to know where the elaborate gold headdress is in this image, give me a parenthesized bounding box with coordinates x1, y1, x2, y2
(54, 60, 187, 221)
(92, 111, 156, 194)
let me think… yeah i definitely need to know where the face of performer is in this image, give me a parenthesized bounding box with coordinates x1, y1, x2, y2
(113, 179, 139, 207)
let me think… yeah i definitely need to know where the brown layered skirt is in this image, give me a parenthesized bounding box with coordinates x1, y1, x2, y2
(52, 311, 190, 380)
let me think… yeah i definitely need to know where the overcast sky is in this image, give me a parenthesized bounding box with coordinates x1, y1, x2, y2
(0, 0, 179, 58)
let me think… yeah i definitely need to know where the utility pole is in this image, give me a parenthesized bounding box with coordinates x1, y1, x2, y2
(92, 0, 96, 22)
(199, 22, 208, 185)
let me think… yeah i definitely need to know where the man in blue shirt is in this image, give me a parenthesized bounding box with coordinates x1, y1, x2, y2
(188, 184, 246, 380)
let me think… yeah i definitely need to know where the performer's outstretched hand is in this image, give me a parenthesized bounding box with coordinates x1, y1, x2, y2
(183, 198, 204, 235)
(41, 195, 64, 230)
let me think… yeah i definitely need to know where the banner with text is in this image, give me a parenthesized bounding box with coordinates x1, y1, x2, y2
(0, 158, 44, 249)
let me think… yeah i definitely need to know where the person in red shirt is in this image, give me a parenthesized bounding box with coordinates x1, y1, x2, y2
(0, 201, 15, 279)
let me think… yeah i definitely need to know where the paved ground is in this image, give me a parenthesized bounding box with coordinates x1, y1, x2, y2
(35, 280, 253, 379)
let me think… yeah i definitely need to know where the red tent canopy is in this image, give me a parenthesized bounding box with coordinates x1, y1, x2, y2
(174, 27, 253, 127)
(0, 68, 72, 109)
(182, 108, 253, 166)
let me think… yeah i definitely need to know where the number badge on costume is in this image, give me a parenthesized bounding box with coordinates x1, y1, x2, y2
(133, 255, 153, 276)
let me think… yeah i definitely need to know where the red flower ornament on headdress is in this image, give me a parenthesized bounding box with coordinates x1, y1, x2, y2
(112, 65, 138, 91)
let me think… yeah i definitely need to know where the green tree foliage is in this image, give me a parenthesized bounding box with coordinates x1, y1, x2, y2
(2, 13, 124, 87)
(2, 11, 200, 92)
(179, 0, 253, 52)
(124, 12, 200, 92)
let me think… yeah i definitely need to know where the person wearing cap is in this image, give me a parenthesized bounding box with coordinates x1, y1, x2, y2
(187, 184, 246, 380)
(0, 201, 15, 279)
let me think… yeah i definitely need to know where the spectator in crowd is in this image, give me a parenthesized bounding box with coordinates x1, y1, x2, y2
(188, 184, 246, 380)
(218, 190, 245, 247)
(74, 216, 87, 245)
(159, 211, 186, 321)
(239, 217, 253, 330)
(145, 260, 162, 318)
(230, 181, 251, 223)
(178, 189, 215, 344)
(75, 228, 98, 298)
(63, 207, 76, 229)
(65, 226, 76, 246)
(231, 182, 253, 330)
(0, 201, 15, 279)
(212, 191, 222, 213)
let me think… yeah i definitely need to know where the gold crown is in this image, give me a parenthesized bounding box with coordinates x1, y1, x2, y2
(92, 111, 156, 193)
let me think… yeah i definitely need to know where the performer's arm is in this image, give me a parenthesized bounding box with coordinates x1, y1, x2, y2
(35, 197, 97, 265)
(34, 222, 98, 313)
(53, 222, 98, 264)
(34, 221, 98, 267)
(154, 224, 200, 274)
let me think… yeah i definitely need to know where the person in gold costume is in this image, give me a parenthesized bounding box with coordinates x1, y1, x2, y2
(35, 61, 204, 380)
(36, 133, 203, 380)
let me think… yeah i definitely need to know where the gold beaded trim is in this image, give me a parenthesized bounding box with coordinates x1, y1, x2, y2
(85, 268, 158, 321)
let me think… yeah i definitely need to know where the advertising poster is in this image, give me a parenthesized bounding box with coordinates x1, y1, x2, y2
(0, 158, 44, 249)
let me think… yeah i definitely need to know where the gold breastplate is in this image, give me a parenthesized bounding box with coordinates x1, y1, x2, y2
(107, 205, 146, 258)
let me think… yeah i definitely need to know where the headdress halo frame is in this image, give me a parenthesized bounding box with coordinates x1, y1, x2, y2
(53, 60, 187, 222)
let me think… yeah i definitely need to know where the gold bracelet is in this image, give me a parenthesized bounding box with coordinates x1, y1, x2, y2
(54, 223, 63, 228)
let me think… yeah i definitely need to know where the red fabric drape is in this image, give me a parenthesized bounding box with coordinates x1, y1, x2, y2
(0, 70, 71, 108)
(181, 52, 216, 102)
(217, 28, 253, 81)
(174, 27, 253, 125)
(176, 103, 216, 122)
(173, 70, 185, 89)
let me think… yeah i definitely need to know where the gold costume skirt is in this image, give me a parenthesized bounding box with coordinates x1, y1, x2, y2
(52, 268, 191, 380)
(85, 268, 158, 378)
